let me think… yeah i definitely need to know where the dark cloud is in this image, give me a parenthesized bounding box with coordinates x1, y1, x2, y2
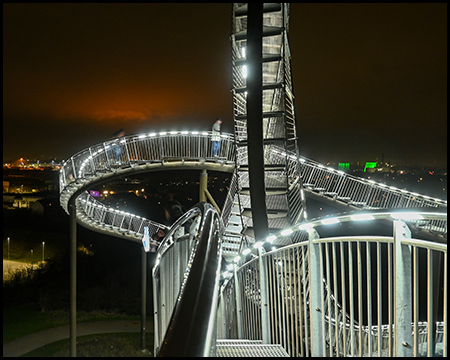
(3, 3, 446, 165)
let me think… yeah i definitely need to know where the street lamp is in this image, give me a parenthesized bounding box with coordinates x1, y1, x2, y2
(42, 242, 45, 262)
(31, 249, 33, 262)
(7, 237, 10, 260)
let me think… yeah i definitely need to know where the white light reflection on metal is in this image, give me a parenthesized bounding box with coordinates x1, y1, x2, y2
(298, 223, 314, 231)
(242, 248, 251, 255)
(281, 228, 293, 236)
(391, 212, 424, 220)
(321, 218, 339, 225)
(350, 214, 375, 221)
(266, 235, 277, 243)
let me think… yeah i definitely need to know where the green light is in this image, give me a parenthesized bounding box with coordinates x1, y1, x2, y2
(364, 162, 377, 172)
(338, 163, 349, 171)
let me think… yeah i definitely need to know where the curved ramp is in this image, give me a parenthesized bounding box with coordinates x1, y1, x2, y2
(59, 131, 235, 242)
(59, 131, 447, 250)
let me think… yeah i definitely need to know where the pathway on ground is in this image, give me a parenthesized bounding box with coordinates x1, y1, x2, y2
(3, 320, 153, 357)
(3, 260, 35, 276)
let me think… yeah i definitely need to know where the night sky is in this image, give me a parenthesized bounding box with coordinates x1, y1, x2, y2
(3, 3, 447, 166)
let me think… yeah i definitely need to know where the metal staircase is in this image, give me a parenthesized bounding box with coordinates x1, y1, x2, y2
(230, 3, 306, 243)
(58, 4, 447, 356)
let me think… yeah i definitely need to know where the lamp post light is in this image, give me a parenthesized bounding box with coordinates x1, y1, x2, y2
(42, 242, 45, 262)
(7, 237, 10, 260)
(31, 249, 33, 263)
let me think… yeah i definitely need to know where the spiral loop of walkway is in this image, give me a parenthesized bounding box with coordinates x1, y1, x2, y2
(58, 4, 447, 357)
(59, 130, 446, 253)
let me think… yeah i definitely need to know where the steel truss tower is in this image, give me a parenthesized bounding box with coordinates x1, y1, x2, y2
(231, 3, 306, 243)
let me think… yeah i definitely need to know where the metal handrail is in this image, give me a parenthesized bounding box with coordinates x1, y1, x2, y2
(76, 191, 169, 242)
(218, 211, 447, 357)
(153, 203, 223, 356)
(58, 130, 446, 249)
(298, 154, 447, 211)
(59, 131, 236, 214)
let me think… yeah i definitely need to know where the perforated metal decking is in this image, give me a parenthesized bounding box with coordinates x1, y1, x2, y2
(216, 340, 290, 357)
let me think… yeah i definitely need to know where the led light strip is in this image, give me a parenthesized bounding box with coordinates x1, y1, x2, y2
(220, 210, 446, 280)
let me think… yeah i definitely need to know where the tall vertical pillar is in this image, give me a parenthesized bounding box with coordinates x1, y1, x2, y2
(247, 3, 269, 242)
(69, 197, 77, 357)
(199, 169, 207, 203)
(141, 246, 147, 350)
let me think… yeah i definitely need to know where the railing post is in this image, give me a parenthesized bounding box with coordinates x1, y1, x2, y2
(393, 220, 414, 357)
(103, 143, 111, 167)
(308, 228, 324, 357)
(258, 247, 271, 344)
(123, 139, 131, 164)
(71, 157, 77, 180)
(216, 293, 225, 339)
(234, 271, 243, 339)
(88, 148, 96, 175)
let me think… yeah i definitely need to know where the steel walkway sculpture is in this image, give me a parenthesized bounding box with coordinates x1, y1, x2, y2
(60, 3, 447, 357)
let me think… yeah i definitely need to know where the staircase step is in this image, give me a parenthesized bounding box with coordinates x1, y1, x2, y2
(227, 215, 242, 225)
(236, 137, 285, 147)
(241, 209, 288, 218)
(216, 339, 289, 357)
(238, 164, 286, 172)
(225, 224, 243, 234)
(240, 188, 287, 196)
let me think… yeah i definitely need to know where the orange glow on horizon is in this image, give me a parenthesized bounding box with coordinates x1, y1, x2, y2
(4, 72, 218, 123)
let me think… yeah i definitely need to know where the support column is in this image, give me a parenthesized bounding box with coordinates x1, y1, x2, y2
(247, 3, 269, 242)
(199, 169, 207, 203)
(69, 197, 77, 357)
(141, 246, 147, 351)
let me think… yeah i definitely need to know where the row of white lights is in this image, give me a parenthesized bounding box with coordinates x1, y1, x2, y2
(81, 195, 168, 229)
(62, 131, 446, 207)
(62, 131, 231, 178)
(220, 211, 445, 279)
(302, 158, 446, 204)
(80, 197, 143, 218)
(138, 131, 230, 138)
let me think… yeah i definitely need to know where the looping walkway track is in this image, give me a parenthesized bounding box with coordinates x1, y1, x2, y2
(58, 3, 447, 357)
(59, 130, 446, 251)
(59, 131, 236, 241)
